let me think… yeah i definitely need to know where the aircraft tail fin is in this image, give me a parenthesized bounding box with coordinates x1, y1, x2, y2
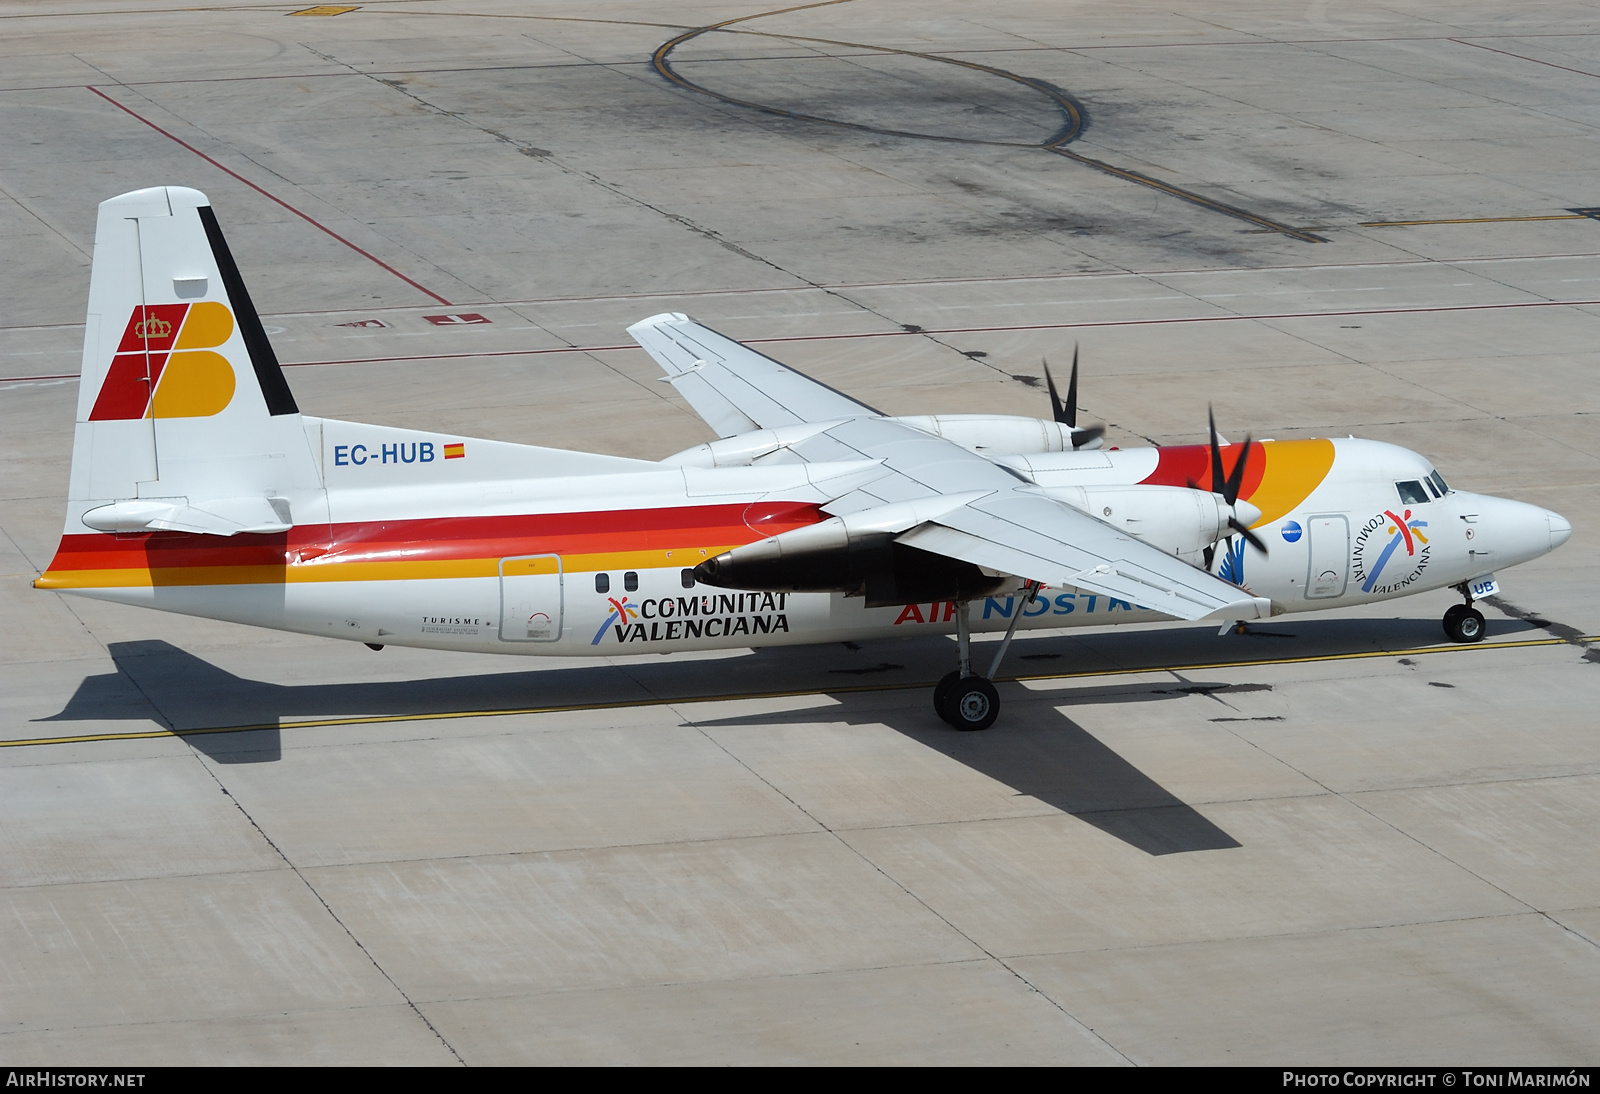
(62, 186, 323, 535)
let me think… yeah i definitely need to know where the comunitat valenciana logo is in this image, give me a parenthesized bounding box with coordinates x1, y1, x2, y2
(88, 302, 237, 421)
(1352, 508, 1430, 594)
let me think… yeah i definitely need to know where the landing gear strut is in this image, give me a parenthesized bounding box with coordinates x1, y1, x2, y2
(933, 581, 1041, 731)
(1443, 585, 1486, 643)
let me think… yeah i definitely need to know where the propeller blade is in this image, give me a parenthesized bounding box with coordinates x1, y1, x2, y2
(1072, 423, 1105, 447)
(1065, 344, 1080, 429)
(1208, 407, 1225, 496)
(1043, 358, 1069, 425)
(1223, 436, 1253, 506)
(1230, 517, 1268, 554)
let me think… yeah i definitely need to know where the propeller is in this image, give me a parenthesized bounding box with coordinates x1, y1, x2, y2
(1043, 345, 1105, 448)
(1205, 406, 1268, 558)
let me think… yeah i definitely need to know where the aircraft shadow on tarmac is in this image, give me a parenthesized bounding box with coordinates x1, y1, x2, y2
(39, 616, 1490, 856)
(687, 684, 1251, 856)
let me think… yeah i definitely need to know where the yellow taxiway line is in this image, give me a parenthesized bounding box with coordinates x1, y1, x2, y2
(4, 634, 1592, 751)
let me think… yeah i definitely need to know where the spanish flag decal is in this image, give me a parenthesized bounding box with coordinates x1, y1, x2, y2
(443, 442, 465, 459)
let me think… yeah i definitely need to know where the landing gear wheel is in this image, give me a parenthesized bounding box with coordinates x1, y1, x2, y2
(933, 670, 962, 723)
(945, 676, 1000, 732)
(1444, 606, 1486, 643)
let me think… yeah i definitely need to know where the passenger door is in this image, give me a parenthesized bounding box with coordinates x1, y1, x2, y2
(1306, 516, 1349, 599)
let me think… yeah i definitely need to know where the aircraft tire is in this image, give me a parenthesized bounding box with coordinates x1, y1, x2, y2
(946, 676, 999, 731)
(1444, 606, 1486, 643)
(933, 670, 962, 724)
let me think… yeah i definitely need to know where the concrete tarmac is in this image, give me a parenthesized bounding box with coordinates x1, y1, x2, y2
(3, 0, 1600, 1065)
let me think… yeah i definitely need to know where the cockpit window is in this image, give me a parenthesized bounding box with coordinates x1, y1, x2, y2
(1396, 480, 1430, 505)
(1428, 470, 1450, 496)
(1424, 477, 1441, 499)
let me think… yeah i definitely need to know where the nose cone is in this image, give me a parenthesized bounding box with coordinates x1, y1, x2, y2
(1460, 494, 1569, 568)
(1547, 510, 1572, 551)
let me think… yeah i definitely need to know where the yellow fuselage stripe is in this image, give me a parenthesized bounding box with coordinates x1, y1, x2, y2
(35, 546, 738, 590)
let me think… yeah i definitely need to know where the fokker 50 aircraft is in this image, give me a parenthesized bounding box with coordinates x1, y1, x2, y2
(36, 187, 1573, 729)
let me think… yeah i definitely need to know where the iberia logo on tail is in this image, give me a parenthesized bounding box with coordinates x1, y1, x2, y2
(88, 302, 237, 421)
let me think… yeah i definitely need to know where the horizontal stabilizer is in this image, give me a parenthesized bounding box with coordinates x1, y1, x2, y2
(81, 496, 291, 536)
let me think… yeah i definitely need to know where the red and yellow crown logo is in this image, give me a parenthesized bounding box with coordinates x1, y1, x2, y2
(89, 302, 237, 421)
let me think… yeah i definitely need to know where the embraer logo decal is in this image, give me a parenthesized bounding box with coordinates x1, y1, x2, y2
(89, 302, 237, 421)
(1353, 508, 1431, 593)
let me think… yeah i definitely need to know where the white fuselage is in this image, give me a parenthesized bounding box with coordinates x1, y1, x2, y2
(56, 426, 1566, 656)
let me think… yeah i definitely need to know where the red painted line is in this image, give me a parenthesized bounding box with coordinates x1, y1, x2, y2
(277, 296, 1600, 367)
(11, 296, 1600, 384)
(85, 85, 452, 306)
(753, 296, 1600, 339)
(282, 344, 633, 368)
(11, 251, 1600, 330)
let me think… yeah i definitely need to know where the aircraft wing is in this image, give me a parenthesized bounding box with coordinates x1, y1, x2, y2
(634, 316, 1270, 622)
(628, 312, 879, 437)
(806, 419, 1270, 623)
(899, 492, 1271, 621)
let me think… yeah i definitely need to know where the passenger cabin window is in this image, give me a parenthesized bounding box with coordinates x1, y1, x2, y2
(594, 573, 609, 594)
(681, 568, 696, 589)
(624, 571, 639, 592)
(1396, 480, 1430, 505)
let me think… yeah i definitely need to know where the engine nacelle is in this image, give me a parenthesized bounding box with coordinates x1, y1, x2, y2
(693, 493, 1011, 606)
(1043, 485, 1261, 561)
(889, 414, 1103, 455)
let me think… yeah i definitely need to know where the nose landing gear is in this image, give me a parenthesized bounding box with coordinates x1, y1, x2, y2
(1443, 587, 1486, 643)
(933, 580, 1041, 730)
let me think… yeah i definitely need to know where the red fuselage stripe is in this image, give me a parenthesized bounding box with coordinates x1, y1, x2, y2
(44, 501, 824, 572)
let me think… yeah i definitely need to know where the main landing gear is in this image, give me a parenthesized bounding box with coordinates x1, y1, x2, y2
(933, 580, 1041, 731)
(1443, 586, 1486, 644)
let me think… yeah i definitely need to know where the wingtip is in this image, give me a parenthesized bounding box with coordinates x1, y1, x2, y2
(625, 312, 690, 338)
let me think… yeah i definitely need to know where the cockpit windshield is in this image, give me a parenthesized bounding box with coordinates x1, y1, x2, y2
(1396, 480, 1430, 505)
(1428, 470, 1450, 496)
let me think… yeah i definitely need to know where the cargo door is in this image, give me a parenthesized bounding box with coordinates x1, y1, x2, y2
(499, 554, 563, 641)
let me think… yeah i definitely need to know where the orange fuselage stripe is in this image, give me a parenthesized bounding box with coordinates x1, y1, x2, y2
(37, 502, 820, 589)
